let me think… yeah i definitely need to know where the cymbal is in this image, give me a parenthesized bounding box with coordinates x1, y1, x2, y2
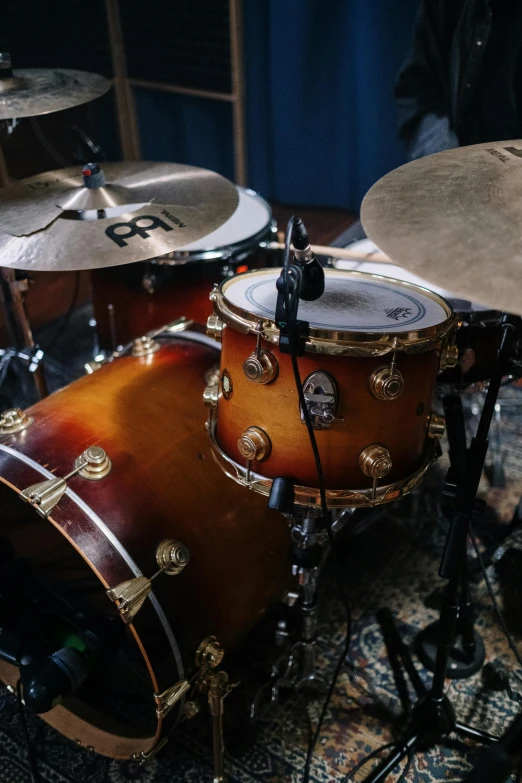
(0, 162, 239, 271)
(0, 65, 111, 120)
(360, 140, 522, 317)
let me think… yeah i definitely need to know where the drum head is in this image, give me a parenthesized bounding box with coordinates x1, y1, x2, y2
(173, 187, 272, 256)
(221, 268, 451, 334)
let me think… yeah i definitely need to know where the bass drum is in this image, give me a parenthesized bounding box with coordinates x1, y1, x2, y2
(91, 187, 277, 352)
(0, 330, 290, 759)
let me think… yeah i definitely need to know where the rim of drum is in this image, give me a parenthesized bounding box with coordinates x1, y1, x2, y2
(0, 434, 185, 760)
(150, 189, 274, 265)
(213, 268, 457, 356)
(208, 416, 438, 508)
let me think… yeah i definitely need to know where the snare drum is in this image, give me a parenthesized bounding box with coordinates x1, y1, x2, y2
(205, 268, 458, 508)
(334, 240, 503, 385)
(91, 188, 276, 351)
(0, 329, 289, 759)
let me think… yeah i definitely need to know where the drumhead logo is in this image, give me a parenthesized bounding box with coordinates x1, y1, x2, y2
(105, 215, 173, 248)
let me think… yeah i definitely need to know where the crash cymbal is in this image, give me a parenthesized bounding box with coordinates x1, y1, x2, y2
(361, 140, 522, 317)
(0, 162, 239, 271)
(0, 54, 110, 120)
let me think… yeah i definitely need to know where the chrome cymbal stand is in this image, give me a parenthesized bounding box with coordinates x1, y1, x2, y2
(0, 267, 48, 403)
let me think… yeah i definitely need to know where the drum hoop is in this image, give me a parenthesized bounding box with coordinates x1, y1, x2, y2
(207, 416, 437, 509)
(150, 191, 274, 266)
(213, 268, 457, 355)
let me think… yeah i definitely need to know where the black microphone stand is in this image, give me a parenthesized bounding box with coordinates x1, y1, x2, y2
(362, 314, 520, 783)
(463, 708, 522, 782)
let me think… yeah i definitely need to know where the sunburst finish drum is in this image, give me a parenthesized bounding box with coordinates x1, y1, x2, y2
(0, 330, 290, 759)
(206, 268, 459, 508)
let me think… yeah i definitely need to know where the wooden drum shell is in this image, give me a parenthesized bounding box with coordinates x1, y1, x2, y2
(216, 328, 439, 491)
(0, 333, 290, 758)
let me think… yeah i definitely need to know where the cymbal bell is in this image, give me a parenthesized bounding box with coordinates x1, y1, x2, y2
(0, 162, 239, 271)
(0, 54, 111, 120)
(361, 140, 522, 318)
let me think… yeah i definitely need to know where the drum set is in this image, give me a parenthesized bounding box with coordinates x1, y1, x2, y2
(0, 60, 521, 783)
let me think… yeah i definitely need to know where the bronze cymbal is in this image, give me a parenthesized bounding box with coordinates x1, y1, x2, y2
(361, 140, 522, 317)
(0, 65, 111, 120)
(0, 162, 239, 271)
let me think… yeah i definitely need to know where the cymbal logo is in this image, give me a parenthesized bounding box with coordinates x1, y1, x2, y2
(105, 215, 173, 247)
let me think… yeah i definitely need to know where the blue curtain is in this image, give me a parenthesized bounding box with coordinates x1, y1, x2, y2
(133, 0, 420, 211)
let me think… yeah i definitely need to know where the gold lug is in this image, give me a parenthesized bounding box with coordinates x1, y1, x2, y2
(203, 384, 220, 407)
(106, 576, 151, 623)
(195, 635, 225, 669)
(74, 446, 112, 480)
(154, 680, 191, 719)
(156, 539, 190, 575)
(369, 366, 404, 401)
(358, 445, 393, 479)
(0, 408, 33, 435)
(132, 335, 161, 357)
(237, 426, 271, 461)
(243, 350, 279, 384)
(206, 314, 224, 342)
(428, 412, 446, 439)
(20, 477, 67, 518)
(439, 344, 459, 371)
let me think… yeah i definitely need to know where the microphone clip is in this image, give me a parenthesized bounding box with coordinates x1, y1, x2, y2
(275, 265, 309, 356)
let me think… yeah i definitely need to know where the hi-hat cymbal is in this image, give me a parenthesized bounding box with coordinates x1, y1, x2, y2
(0, 162, 239, 271)
(360, 140, 522, 317)
(0, 59, 111, 120)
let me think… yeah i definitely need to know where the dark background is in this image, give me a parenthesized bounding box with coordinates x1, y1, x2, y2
(0, 0, 420, 211)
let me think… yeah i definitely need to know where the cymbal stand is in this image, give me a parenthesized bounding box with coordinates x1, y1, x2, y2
(251, 511, 329, 718)
(0, 268, 48, 403)
(361, 314, 520, 783)
(416, 394, 485, 678)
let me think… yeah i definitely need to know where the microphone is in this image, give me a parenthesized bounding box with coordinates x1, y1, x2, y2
(291, 218, 325, 301)
(20, 647, 90, 713)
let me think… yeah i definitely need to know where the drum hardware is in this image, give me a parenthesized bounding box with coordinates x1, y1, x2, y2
(358, 445, 392, 501)
(237, 426, 272, 462)
(358, 315, 520, 783)
(19, 446, 111, 517)
(131, 335, 161, 357)
(206, 314, 224, 342)
(438, 344, 460, 371)
(85, 316, 194, 373)
(369, 351, 405, 401)
(107, 538, 190, 624)
(0, 268, 48, 403)
(243, 329, 279, 384)
(0, 407, 33, 434)
(300, 371, 342, 429)
(427, 412, 446, 439)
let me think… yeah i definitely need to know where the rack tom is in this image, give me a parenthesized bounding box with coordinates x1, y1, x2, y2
(206, 268, 458, 508)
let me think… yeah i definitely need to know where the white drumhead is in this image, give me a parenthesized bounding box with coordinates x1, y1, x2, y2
(335, 240, 492, 313)
(223, 268, 450, 332)
(178, 187, 271, 252)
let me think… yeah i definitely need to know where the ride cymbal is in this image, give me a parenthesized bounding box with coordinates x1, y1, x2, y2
(0, 54, 111, 120)
(0, 162, 239, 271)
(361, 140, 522, 317)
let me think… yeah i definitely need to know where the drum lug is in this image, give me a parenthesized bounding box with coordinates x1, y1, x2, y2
(132, 335, 161, 357)
(369, 351, 404, 401)
(107, 538, 190, 623)
(19, 446, 111, 517)
(439, 344, 459, 371)
(428, 412, 446, 439)
(300, 371, 342, 429)
(207, 314, 224, 342)
(237, 426, 272, 461)
(0, 407, 33, 435)
(154, 681, 191, 719)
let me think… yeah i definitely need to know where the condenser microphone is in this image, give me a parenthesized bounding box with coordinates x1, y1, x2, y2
(292, 217, 325, 301)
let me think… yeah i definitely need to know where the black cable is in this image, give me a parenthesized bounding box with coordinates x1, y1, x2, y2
(469, 524, 522, 685)
(280, 218, 353, 783)
(44, 271, 82, 355)
(339, 742, 400, 783)
(16, 679, 41, 783)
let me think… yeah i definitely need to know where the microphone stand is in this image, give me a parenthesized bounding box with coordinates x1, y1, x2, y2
(463, 709, 522, 782)
(361, 314, 520, 783)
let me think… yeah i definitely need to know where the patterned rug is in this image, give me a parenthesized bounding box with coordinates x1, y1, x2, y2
(1, 349, 522, 781)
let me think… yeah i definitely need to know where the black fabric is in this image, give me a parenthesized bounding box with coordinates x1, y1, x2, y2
(395, 0, 522, 160)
